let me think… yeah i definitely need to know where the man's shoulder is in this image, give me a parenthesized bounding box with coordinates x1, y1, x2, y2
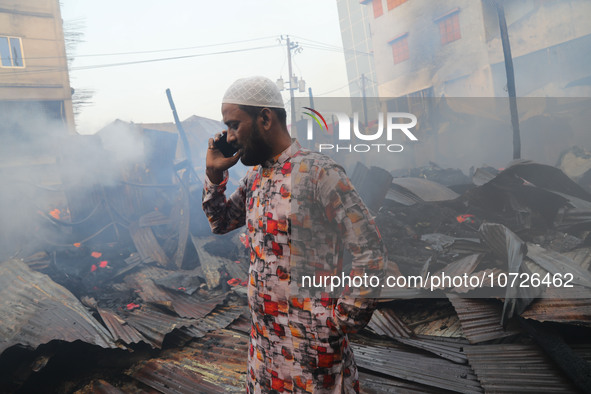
(292, 148, 343, 172)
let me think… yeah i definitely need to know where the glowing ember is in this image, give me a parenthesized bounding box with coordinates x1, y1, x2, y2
(91, 252, 102, 258)
(456, 214, 475, 224)
(49, 209, 61, 220)
(99, 261, 108, 268)
(90, 264, 97, 272)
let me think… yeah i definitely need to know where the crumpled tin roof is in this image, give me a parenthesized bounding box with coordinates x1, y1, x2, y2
(352, 341, 483, 393)
(0, 259, 116, 355)
(447, 294, 521, 344)
(127, 329, 248, 393)
(464, 343, 579, 393)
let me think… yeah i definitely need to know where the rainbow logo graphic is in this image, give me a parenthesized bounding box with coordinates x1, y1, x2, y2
(303, 107, 328, 131)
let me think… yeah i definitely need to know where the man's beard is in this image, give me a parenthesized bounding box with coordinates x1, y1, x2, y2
(240, 123, 274, 166)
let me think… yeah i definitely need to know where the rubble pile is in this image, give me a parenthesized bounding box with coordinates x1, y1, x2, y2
(0, 127, 251, 393)
(356, 160, 591, 393)
(0, 136, 590, 392)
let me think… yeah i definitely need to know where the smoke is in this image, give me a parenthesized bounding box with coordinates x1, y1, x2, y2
(0, 103, 146, 260)
(294, 97, 591, 177)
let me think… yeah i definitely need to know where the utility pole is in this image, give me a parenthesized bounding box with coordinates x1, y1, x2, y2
(361, 73, 368, 128)
(281, 35, 301, 136)
(495, 0, 521, 159)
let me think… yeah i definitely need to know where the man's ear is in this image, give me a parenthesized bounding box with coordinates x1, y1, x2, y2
(260, 108, 272, 130)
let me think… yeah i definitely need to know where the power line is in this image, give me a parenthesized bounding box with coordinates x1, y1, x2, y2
(22, 35, 279, 61)
(291, 35, 373, 57)
(0, 44, 279, 77)
(316, 82, 351, 96)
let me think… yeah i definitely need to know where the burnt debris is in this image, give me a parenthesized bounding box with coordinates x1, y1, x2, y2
(1, 132, 591, 393)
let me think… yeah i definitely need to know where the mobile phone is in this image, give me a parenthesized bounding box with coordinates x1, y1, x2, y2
(213, 133, 239, 158)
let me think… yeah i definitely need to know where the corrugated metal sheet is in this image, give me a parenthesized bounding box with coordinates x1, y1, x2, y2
(0, 259, 116, 354)
(563, 247, 591, 271)
(129, 222, 170, 266)
(464, 344, 579, 393)
(358, 371, 447, 393)
(123, 266, 230, 319)
(139, 211, 171, 228)
(76, 379, 127, 394)
(452, 268, 504, 293)
(396, 336, 469, 364)
(395, 299, 464, 338)
(368, 308, 412, 338)
(97, 308, 147, 345)
(448, 294, 521, 344)
(479, 223, 538, 324)
(124, 266, 174, 308)
(228, 313, 251, 334)
(124, 306, 198, 348)
(351, 342, 483, 393)
(431, 254, 482, 290)
(181, 304, 246, 338)
(520, 286, 591, 327)
(128, 329, 248, 393)
(163, 291, 228, 320)
(571, 343, 591, 362)
(527, 243, 591, 288)
(169, 181, 190, 269)
(152, 269, 203, 295)
(190, 235, 248, 290)
(390, 177, 460, 202)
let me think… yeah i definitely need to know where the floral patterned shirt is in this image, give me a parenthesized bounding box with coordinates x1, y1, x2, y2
(202, 140, 385, 393)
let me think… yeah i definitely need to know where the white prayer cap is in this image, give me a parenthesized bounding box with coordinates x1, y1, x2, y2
(222, 76, 284, 109)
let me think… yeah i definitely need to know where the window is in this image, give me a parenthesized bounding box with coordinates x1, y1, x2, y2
(387, 0, 407, 11)
(0, 36, 24, 67)
(389, 33, 409, 64)
(437, 11, 461, 45)
(372, 0, 383, 18)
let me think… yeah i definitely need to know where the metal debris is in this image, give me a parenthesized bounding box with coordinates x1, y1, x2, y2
(368, 308, 412, 339)
(127, 329, 248, 393)
(447, 294, 521, 344)
(0, 259, 116, 354)
(464, 343, 579, 393)
(352, 342, 483, 393)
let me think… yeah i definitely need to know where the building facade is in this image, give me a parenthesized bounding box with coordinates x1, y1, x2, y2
(359, 0, 591, 98)
(336, 0, 379, 98)
(0, 0, 75, 134)
(337, 0, 591, 173)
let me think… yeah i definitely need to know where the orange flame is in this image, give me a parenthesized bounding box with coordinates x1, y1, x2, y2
(49, 209, 61, 220)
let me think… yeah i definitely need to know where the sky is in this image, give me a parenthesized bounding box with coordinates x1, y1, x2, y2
(59, 0, 351, 134)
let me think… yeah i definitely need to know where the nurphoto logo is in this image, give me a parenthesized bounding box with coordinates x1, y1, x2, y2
(303, 107, 418, 153)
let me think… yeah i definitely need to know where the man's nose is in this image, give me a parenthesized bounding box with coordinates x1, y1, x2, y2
(226, 129, 237, 144)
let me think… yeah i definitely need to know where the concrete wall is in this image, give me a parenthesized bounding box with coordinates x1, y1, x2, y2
(368, 0, 494, 98)
(364, 0, 591, 98)
(0, 0, 75, 132)
(336, 0, 379, 98)
(485, 0, 591, 97)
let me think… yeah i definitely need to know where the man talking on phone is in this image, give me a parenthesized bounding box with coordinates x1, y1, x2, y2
(202, 76, 384, 393)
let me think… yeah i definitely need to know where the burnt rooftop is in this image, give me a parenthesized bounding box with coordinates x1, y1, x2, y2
(1, 128, 591, 392)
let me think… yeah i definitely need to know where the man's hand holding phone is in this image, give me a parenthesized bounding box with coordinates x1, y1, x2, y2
(206, 131, 241, 184)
